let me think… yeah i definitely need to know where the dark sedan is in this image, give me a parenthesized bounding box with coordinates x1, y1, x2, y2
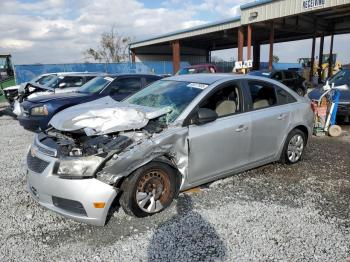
(249, 70, 307, 96)
(308, 67, 350, 122)
(18, 74, 162, 131)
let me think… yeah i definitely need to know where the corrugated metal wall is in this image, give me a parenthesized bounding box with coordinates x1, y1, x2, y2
(14, 61, 191, 84)
(130, 20, 241, 48)
(241, 0, 350, 24)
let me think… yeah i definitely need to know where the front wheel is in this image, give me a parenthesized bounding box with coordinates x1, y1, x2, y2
(120, 162, 176, 217)
(281, 129, 306, 164)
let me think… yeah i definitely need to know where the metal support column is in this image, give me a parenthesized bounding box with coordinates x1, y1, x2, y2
(238, 27, 244, 62)
(328, 34, 334, 78)
(247, 24, 252, 61)
(131, 49, 136, 63)
(172, 40, 180, 74)
(253, 42, 260, 70)
(268, 22, 274, 71)
(206, 50, 211, 63)
(309, 35, 316, 82)
(318, 35, 324, 82)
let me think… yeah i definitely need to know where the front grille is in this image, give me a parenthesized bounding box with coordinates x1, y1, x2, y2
(27, 152, 50, 173)
(52, 196, 87, 216)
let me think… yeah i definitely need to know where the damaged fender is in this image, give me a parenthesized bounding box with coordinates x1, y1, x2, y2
(97, 126, 189, 190)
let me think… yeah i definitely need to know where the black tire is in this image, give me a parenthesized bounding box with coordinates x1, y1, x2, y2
(120, 161, 176, 217)
(280, 129, 306, 165)
(295, 87, 305, 97)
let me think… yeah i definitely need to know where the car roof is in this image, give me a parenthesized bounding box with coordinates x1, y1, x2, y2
(165, 73, 246, 84)
(165, 73, 303, 86)
(39, 72, 162, 78)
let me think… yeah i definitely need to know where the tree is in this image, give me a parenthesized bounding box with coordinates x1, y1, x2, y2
(273, 55, 280, 63)
(84, 27, 132, 63)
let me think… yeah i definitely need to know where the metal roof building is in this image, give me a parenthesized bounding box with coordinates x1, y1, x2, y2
(129, 0, 350, 77)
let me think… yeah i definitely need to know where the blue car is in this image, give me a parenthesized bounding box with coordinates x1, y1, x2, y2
(18, 74, 162, 131)
(308, 67, 350, 122)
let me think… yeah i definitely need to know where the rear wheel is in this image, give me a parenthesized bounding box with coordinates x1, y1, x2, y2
(281, 129, 306, 164)
(120, 162, 176, 217)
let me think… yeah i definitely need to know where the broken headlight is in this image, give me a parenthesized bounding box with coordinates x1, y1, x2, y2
(31, 105, 48, 116)
(54, 156, 104, 178)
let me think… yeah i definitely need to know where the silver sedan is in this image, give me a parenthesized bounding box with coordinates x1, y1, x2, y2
(26, 74, 314, 225)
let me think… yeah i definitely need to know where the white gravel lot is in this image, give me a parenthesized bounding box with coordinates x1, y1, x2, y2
(0, 104, 349, 261)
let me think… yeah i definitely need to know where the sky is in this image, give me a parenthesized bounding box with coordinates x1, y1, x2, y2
(0, 0, 349, 65)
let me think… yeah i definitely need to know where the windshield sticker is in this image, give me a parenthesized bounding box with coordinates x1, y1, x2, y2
(104, 77, 114, 82)
(187, 83, 208, 90)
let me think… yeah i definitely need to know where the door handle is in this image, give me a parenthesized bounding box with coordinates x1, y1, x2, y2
(235, 125, 248, 132)
(277, 113, 287, 120)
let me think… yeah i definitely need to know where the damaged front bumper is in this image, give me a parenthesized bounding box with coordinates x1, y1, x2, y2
(26, 146, 117, 226)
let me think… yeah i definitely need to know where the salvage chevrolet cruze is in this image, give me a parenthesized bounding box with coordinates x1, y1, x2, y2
(26, 74, 314, 225)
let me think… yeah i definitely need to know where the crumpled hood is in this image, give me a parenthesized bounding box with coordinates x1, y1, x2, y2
(49, 96, 170, 136)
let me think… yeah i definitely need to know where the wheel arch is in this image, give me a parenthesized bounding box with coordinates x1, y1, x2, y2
(293, 125, 309, 145)
(115, 154, 183, 197)
(147, 155, 183, 197)
(277, 124, 310, 161)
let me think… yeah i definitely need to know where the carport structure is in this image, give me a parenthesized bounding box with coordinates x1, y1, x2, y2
(130, 0, 350, 77)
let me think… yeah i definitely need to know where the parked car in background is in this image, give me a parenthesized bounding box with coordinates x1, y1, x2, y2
(308, 67, 350, 122)
(19, 72, 99, 100)
(176, 64, 218, 75)
(249, 70, 307, 96)
(4, 72, 100, 116)
(3, 73, 54, 105)
(18, 74, 162, 131)
(26, 74, 313, 225)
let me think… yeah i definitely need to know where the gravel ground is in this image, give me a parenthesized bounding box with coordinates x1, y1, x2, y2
(0, 103, 349, 261)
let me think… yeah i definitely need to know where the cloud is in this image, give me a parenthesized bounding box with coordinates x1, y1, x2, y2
(2, 0, 229, 63)
(0, 39, 33, 50)
(6, 0, 349, 65)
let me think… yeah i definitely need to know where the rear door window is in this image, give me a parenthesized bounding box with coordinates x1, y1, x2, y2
(272, 72, 283, 81)
(197, 67, 210, 73)
(85, 76, 96, 82)
(275, 86, 297, 105)
(199, 82, 242, 118)
(283, 71, 295, 80)
(144, 76, 160, 86)
(247, 81, 277, 110)
(110, 77, 141, 94)
(60, 76, 84, 87)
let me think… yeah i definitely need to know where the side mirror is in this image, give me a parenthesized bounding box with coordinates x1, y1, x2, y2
(191, 108, 218, 125)
(58, 82, 67, 88)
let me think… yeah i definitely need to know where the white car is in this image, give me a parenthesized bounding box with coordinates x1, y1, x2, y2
(3, 72, 99, 115)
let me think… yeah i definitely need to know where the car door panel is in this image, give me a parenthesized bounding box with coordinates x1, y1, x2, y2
(188, 113, 251, 184)
(249, 105, 291, 163)
(246, 80, 292, 164)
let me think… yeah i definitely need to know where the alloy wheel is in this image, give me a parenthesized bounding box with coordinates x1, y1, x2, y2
(287, 134, 304, 163)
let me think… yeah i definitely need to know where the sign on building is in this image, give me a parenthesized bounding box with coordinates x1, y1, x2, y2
(303, 0, 325, 9)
